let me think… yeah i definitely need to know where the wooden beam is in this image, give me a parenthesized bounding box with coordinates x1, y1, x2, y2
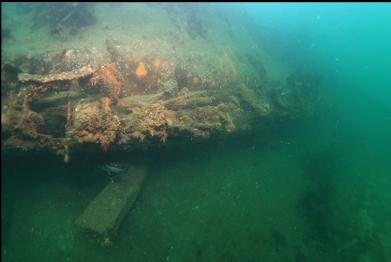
(75, 165, 147, 241)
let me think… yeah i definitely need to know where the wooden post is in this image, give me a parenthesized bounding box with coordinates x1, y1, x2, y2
(75, 165, 147, 243)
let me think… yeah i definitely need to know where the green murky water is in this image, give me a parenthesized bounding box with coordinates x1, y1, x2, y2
(2, 3, 391, 261)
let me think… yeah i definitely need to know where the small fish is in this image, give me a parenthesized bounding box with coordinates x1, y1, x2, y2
(99, 162, 126, 183)
(102, 163, 125, 174)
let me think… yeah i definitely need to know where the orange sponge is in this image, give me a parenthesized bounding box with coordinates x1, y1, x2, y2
(136, 62, 148, 78)
(152, 58, 161, 71)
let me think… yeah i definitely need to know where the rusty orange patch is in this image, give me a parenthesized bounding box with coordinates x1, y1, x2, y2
(102, 97, 113, 107)
(152, 58, 161, 71)
(136, 62, 148, 78)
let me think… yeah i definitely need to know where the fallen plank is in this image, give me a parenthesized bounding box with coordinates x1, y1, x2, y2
(18, 65, 97, 83)
(75, 165, 147, 241)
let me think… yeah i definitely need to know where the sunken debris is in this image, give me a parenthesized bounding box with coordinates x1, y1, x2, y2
(1, 38, 320, 161)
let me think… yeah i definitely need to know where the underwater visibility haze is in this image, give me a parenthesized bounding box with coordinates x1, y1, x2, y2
(1, 3, 391, 261)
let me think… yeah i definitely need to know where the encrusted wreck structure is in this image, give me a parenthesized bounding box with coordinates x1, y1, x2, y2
(1, 4, 321, 162)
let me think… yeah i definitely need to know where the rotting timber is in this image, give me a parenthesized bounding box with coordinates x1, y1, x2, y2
(1, 39, 320, 161)
(75, 165, 147, 245)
